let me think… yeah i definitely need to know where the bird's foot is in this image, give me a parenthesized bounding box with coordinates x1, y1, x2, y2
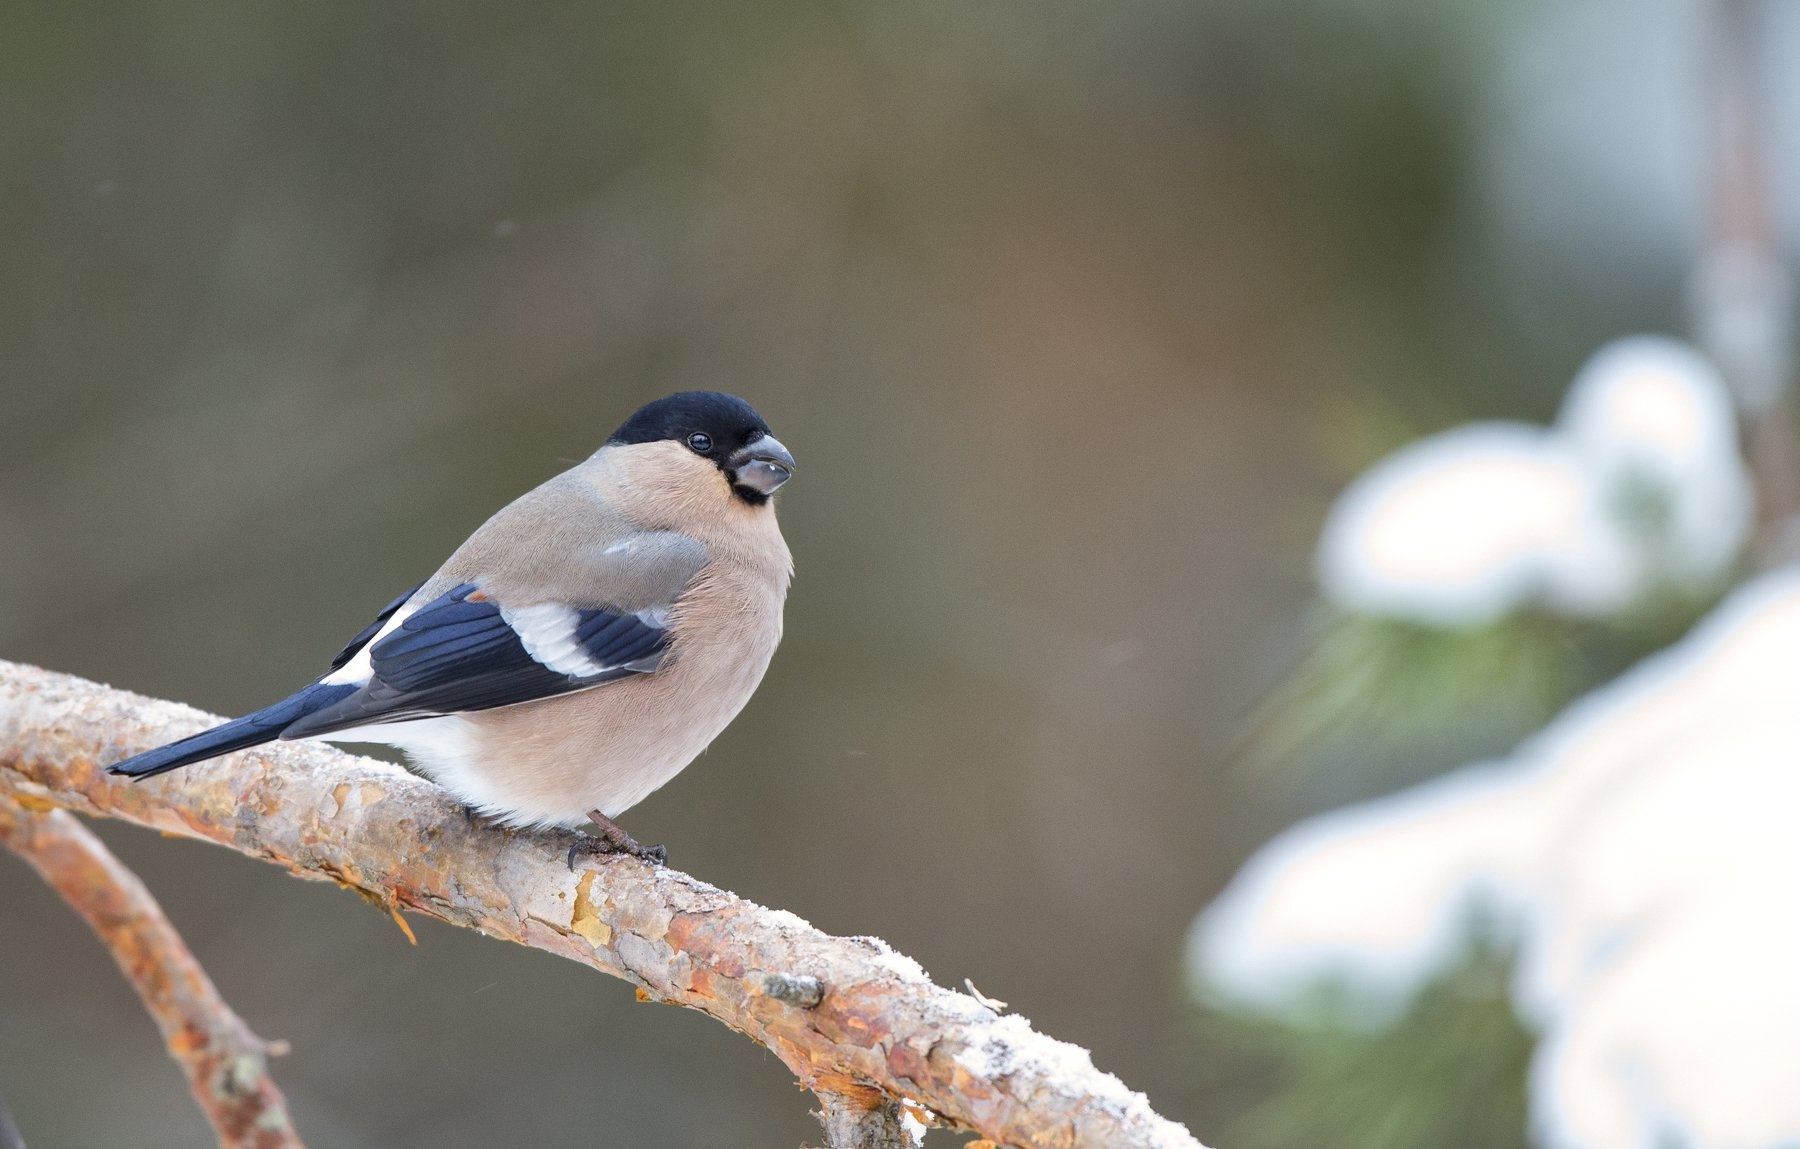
(566, 810, 666, 869)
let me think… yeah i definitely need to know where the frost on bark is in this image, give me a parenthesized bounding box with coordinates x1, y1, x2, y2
(0, 660, 1202, 1149)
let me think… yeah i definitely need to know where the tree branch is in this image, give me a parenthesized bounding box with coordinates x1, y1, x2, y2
(813, 1092, 918, 1148)
(0, 660, 1203, 1149)
(0, 1092, 24, 1149)
(0, 801, 302, 1149)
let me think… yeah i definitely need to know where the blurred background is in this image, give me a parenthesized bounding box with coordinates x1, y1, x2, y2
(4, 2, 1798, 1147)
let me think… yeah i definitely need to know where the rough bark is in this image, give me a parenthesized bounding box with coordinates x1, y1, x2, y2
(813, 1092, 919, 1148)
(0, 802, 302, 1149)
(0, 660, 1202, 1149)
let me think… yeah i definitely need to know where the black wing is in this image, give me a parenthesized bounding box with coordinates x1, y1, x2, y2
(326, 581, 426, 673)
(281, 582, 670, 738)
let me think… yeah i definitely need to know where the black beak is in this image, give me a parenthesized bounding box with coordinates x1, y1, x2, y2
(729, 434, 795, 496)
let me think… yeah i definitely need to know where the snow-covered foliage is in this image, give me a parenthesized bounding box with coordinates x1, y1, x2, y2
(1194, 569, 1800, 1149)
(1318, 337, 1751, 625)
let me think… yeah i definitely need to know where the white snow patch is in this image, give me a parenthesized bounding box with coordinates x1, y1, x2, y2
(1195, 568, 1800, 1149)
(1318, 422, 1589, 625)
(1317, 337, 1751, 625)
(1192, 762, 1542, 1022)
(763, 907, 818, 935)
(850, 934, 931, 982)
(898, 1104, 929, 1147)
(950, 1014, 1199, 1148)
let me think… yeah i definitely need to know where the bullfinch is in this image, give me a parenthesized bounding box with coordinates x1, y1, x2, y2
(108, 391, 796, 863)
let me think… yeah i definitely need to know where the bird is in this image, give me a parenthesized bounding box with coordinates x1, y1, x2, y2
(107, 391, 796, 864)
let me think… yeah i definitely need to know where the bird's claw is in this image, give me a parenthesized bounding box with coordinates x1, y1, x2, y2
(565, 834, 667, 869)
(567, 814, 667, 870)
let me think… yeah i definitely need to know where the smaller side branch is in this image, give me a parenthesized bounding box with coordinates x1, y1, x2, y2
(0, 1091, 23, 1149)
(813, 1089, 919, 1149)
(0, 802, 305, 1149)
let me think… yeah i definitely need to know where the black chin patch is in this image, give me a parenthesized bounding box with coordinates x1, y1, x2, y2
(730, 481, 770, 506)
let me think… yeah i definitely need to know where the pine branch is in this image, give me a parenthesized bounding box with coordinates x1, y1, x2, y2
(0, 660, 1202, 1149)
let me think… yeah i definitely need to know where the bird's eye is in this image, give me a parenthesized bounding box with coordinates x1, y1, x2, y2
(686, 432, 713, 454)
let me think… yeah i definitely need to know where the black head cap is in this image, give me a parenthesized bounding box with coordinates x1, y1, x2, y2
(608, 391, 771, 456)
(607, 392, 792, 502)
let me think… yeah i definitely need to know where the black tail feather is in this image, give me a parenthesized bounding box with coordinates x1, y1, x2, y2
(107, 682, 359, 780)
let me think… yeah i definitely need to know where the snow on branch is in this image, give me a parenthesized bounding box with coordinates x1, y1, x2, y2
(0, 660, 1201, 1149)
